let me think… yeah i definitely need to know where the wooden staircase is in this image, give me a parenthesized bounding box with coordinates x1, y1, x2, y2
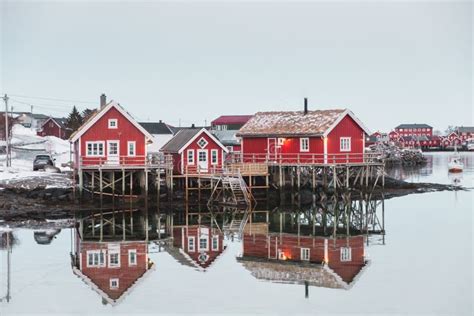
(208, 171, 255, 207)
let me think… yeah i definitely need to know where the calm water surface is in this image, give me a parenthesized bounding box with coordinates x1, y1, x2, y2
(0, 152, 472, 315)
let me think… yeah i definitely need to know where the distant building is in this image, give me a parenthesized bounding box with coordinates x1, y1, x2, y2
(393, 123, 433, 138)
(37, 117, 69, 139)
(11, 112, 49, 130)
(211, 130, 242, 153)
(211, 115, 253, 131)
(139, 120, 175, 153)
(455, 126, 474, 141)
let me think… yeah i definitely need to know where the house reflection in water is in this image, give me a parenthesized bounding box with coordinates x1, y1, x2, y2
(70, 208, 159, 306)
(239, 195, 385, 290)
(165, 206, 226, 271)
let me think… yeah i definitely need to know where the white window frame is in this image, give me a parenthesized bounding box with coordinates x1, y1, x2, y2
(212, 236, 219, 251)
(187, 149, 195, 165)
(127, 141, 136, 157)
(340, 247, 352, 262)
(110, 278, 119, 289)
(197, 137, 208, 149)
(188, 236, 196, 252)
(301, 248, 310, 261)
(108, 251, 121, 268)
(108, 119, 118, 129)
(199, 236, 209, 251)
(211, 149, 218, 165)
(86, 250, 106, 268)
(300, 138, 309, 152)
(86, 141, 105, 157)
(340, 137, 351, 152)
(277, 138, 285, 146)
(128, 249, 137, 266)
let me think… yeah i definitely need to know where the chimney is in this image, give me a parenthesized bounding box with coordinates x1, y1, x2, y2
(159, 119, 162, 123)
(304, 98, 308, 115)
(100, 93, 107, 109)
(191, 123, 195, 128)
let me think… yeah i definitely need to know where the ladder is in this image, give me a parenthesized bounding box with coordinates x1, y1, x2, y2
(208, 171, 255, 206)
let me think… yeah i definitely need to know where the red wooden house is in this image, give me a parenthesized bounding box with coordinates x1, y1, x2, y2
(160, 128, 228, 174)
(69, 100, 154, 169)
(237, 102, 370, 164)
(211, 115, 253, 131)
(170, 225, 226, 271)
(37, 117, 69, 139)
(72, 238, 154, 306)
(240, 232, 367, 289)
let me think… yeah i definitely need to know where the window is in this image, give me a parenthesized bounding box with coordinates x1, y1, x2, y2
(188, 237, 195, 252)
(108, 141, 118, 155)
(340, 137, 351, 152)
(197, 137, 208, 148)
(211, 149, 218, 165)
(108, 119, 118, 129)
(109, 252, 120, 268)
(187, 150, 195, 164)
(340, 247, 352, 262)
(277, 138, 285, 146)
(212, 236, 219, 251)
(110, 278, 119, 289)
(199, 237, 209, 251)
(301, 248, 310, 261)
(198, 150, 207, 162)
(86, 142, 105, 157)
(128, 141, 136, 157)
(128, 249, 137, 266)
(300, 138, 309, 152)
(87, 250, 105, 268)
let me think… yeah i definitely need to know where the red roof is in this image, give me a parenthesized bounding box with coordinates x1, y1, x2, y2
(211, 115, 253, 125)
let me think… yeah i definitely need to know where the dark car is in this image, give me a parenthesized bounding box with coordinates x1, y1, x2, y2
(33, 154, 55, 171)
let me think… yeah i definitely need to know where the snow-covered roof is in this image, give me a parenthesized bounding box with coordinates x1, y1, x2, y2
(237, 109, 370, 137)
(211, 130, 241, 146)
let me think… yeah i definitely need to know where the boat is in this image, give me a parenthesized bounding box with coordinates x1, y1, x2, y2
(448, 149, 463, 173)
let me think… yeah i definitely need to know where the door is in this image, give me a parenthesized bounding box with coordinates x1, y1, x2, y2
(267, 138, 277, 162)
(197, 149, 208, 172)
(107, 141, 120, 164)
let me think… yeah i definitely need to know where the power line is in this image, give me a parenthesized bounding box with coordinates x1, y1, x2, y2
(6, 94, 97, 105)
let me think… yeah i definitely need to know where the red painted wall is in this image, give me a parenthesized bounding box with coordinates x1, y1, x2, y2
(78, 107, 147, 166)
(38, 120, 67, 139)
(327, 235, 365, 284)
(327, 115, 365, 163)
(79, 241, 148, 300)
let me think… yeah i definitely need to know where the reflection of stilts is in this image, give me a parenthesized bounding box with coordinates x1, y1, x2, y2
(0, 228, 12, 303)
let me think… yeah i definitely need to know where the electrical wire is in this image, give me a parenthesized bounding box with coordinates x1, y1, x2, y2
(6, 94, 97, 105)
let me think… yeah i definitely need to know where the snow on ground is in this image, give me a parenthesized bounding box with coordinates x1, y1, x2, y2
(0, 125, 73, 188)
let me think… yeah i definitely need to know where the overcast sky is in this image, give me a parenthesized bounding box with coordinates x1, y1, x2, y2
(0, 0, 472, 132)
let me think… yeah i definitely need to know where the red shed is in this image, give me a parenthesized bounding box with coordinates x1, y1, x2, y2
(37, 117, 69, 139)
(160, 128, 228, 174)
(237, 106, 370, 164)
(69, 101, 154, 169)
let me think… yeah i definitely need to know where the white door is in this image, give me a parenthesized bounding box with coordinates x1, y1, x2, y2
(107, 141, 120, 164)
(197, 149, 208, 172)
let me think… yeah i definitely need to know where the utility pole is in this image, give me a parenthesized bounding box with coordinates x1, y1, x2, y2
(3, 94, 11, 167)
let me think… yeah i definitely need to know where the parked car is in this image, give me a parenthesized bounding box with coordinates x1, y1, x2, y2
(33, 154, 55, 171)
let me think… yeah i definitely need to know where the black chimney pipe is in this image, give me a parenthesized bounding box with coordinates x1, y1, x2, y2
(304, 98, 308, 115)
(191, 123, 195, 128)
(100, 93, 107, 109)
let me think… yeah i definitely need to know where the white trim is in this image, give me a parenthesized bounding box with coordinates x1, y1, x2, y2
(212, 236, 219, 251)
(109, 278, 119, 289)
(300, 247, 310, 261)
(197, 149, 208, 171)
(323, 137, 328, 164)
(211, 149, 218, 165)
(86, 141, 105, 157)
(41, 117, 62, 129)
(127, 141, 136, 157)
(340, 137, 351, 152)
(86, 250, 106, 268)
(198, 235, 209, 251)
(187, 149, 195, 165)
(340, 247, 352, 262)
(177, 128, 229, 154)
(300, 137, 309, 152)
(197, 137, 209, 149)
(108, 251, 121, 268)
(128, 249, 137, 266)
(323, 110, 371, 137)
(70, 101, 154, 143)
(108, 118, 118, 129)
(188, 236, 196, 252)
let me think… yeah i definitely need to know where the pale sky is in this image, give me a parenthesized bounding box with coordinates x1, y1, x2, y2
(0, 0, 472, 132)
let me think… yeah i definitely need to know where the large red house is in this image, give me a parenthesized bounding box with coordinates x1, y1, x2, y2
(69, 100, 154, 169)
(169, 225, 226, 271)
(72, 238, 154, 306)
(37, 117, 69, 139)
(237, 103, 370, 164)
(160, 128, 228, 174)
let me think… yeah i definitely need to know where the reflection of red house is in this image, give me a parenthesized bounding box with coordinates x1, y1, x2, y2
(72, 239, 154, 305)
(237, 101, 371, 164)
(170, 225, 226, 271)
(240, 232, 367, 289)
(37, 117, 69, 139)
(161, 128, 228, 174)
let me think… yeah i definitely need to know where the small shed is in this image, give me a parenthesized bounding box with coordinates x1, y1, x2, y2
(37, 117, 69, 139)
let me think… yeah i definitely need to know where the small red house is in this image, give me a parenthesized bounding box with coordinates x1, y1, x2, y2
(170, 225, 226, 271)
(37, 117, 68, 139)
(240, 232, 367, 289)
(160, 128, 229, 174)
(237, 104, 370, 164)
(72, 238, 154, 306)
(211, 115, 253, 131)
(69, 100, 154, 169)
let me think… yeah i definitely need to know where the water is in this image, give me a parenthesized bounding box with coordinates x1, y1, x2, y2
(0, 152, 472, 315)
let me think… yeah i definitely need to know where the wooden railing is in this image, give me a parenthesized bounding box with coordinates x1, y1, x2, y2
(79, 154, 173, 169)
(227, 152, 382, 165)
